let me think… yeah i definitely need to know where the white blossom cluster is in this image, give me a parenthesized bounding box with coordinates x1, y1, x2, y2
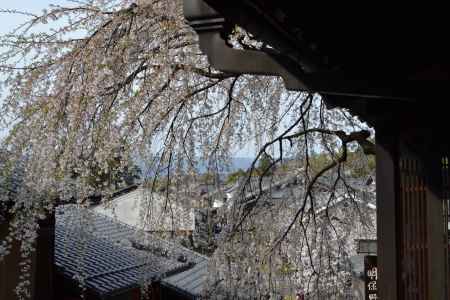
(0, 1, 374, 298)
(206, 178, 376, 299)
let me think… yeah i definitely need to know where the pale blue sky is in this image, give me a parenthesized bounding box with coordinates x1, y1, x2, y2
(0, 1, 75, 140)
(0, 0, 257, 156)
(1, 0, 67, 35)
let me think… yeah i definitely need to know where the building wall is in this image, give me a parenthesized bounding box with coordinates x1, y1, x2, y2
(350, 277, 365, 300)
(93, 188, 194, 233)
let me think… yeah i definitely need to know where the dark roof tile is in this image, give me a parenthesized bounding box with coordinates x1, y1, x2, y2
(55, 206, 190, 297)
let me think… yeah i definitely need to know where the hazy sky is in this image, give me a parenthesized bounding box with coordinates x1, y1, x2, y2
(0, 0, 256, 156)
(1, 0, 67, 35)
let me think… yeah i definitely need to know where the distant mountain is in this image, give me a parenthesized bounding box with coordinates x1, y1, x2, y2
(229, 157, 254, 172)
(196, 157, 254, 174)
(135, 157, 255, 178)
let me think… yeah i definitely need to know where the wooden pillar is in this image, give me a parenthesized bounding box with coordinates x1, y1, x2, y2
(376, 119, 448, 299)
(0, 217, 24, 300)
(424, 153, 447, 300)
(376, 128, 400, 300)
(151, 280, 161, 300)
(33, 213, 55, 300)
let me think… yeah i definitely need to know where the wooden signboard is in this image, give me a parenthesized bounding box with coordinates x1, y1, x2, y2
(364, 255, 378, 300)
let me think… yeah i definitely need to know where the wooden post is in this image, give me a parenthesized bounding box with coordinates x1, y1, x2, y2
(376, 128, 400, 300)
(0, 218, 23, 300)
(424, 153, 447, 300)
(33, 213, 55, 300)
(376, 117, 448, 299)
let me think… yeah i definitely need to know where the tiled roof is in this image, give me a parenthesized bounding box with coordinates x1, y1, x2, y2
(58, 205, 204, 264)
(55, 206, 192, 297)
(0, 152, 25, 218)
(0, 152, 23, 195)
(161, 259, 208, 298)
